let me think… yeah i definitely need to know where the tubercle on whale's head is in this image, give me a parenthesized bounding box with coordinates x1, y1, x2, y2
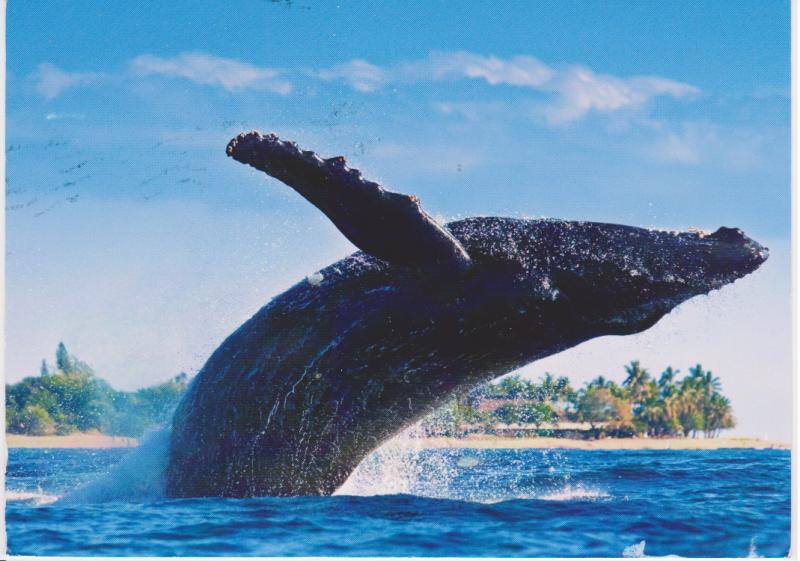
(444, 217, 768, 335)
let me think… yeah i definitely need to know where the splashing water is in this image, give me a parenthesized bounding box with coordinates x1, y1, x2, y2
(622, 540, 647, 558)
(335, 423, 608, 504)
(748, 538, 762, 558)
(335, 423, 457, 497)
(59, 427, 171, 504)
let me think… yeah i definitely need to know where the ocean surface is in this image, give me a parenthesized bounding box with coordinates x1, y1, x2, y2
(5, 439, 792, 557)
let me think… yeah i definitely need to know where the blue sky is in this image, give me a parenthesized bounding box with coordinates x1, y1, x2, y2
(5, 1, 792, 440)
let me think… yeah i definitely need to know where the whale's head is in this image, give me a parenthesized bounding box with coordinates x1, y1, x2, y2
(446, 217, 768, 341)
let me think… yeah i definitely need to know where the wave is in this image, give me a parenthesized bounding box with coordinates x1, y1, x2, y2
(537, 484, 611, 502)
(473, 485, 610, 504)
(622, 540, 647, 558)
(6, 489, 60, 506)
(748, 538, 763, 558)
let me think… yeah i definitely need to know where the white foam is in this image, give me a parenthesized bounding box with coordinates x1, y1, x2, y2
(537, 484, 610, 502)
(335, 423, 448, 496)
(6, 489, 60, 506)
(622, 540, 647, 558)
(748, 538, 762, 558)
(456, 455, 481, 469)
(59, 427, 170, 504)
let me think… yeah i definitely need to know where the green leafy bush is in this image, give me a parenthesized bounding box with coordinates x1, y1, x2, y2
(6, 343, 188, 438)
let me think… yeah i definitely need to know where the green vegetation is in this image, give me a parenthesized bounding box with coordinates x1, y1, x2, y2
(6, 343, 188, 437)
(7, 345, 734, 442)
(424, 361, 735, 439)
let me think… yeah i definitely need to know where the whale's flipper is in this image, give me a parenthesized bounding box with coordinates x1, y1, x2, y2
(226, 131, 472, 272)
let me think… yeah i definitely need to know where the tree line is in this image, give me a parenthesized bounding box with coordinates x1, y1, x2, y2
(6, 345, 734, 441)
(6, 343, 188, 437)
(424, 360, 735, 438)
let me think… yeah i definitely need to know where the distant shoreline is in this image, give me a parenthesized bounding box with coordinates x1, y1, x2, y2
(418, 435, 790, 450)
(6, 432, 138, 449)
(5, 432, 789, 450)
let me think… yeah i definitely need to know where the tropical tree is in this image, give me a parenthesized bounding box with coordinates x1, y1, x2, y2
(55, 342, 73, 373)
(690, 364, 721, 398)
(705, 394, 735, 437)
(7, 343, 189, 437)
(623, 360, 650, 404)
(675, 374, 705, 437)
(10, 404, 56, 435)
(573, 384, 633, 434)
(588, 375, 607, 388)
(569, 363, 734, 438)
(658, 367, 679, 396)
(492, 402, 557, 427)
(636, 380, 665, 436)
(487, 375, 530, 399)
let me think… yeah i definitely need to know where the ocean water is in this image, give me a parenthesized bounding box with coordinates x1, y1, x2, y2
(5, 440, 792, 557)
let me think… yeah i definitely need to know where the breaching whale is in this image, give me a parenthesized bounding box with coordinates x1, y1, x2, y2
(166, 132, 768, 497)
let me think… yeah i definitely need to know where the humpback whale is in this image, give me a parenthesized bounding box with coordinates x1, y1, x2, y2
(166, 132, 768, 497)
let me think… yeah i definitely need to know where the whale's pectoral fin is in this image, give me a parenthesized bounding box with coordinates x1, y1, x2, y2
(226, 131, 472, 272)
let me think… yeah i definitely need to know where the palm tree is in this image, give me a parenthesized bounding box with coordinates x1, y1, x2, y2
(658, 367, 679, 394)
(661, 393, 682, 436)
(688, 364, 719, 394)
(653, 367, 680, 434)
(676, 375, 704, 437)
(637, 380, 666, 436)
(623, 360, 650, 406)
(539, 372, 557, 402)
(554, 376, 574, 402)
(705, 394, 734, 437)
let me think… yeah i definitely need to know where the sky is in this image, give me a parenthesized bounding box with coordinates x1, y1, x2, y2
(5, 1, 792, 440)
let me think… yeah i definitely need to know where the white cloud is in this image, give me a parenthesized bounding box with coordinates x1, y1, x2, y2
(30, 51, 697, 123)
(317, 59, 386, 92)
(45, 112, 85, 121)
(320, 51, 698, 124)
(400, 51, 554, 88)
(542, 67, 699, 124)
(318, 51, 553, 91)
(130, 52, 292, 94)
(33, 63, 103, 100)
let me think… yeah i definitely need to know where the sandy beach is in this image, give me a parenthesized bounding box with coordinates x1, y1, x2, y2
(6, 432, 139, 449)
(4, 432, 789, 450)
(418, 435, 790, 450)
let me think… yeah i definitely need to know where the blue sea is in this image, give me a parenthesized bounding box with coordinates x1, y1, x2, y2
(5, 440, 792, 557)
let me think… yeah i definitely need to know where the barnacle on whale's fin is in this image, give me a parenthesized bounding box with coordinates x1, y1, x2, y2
(226, 131, 472, 272)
